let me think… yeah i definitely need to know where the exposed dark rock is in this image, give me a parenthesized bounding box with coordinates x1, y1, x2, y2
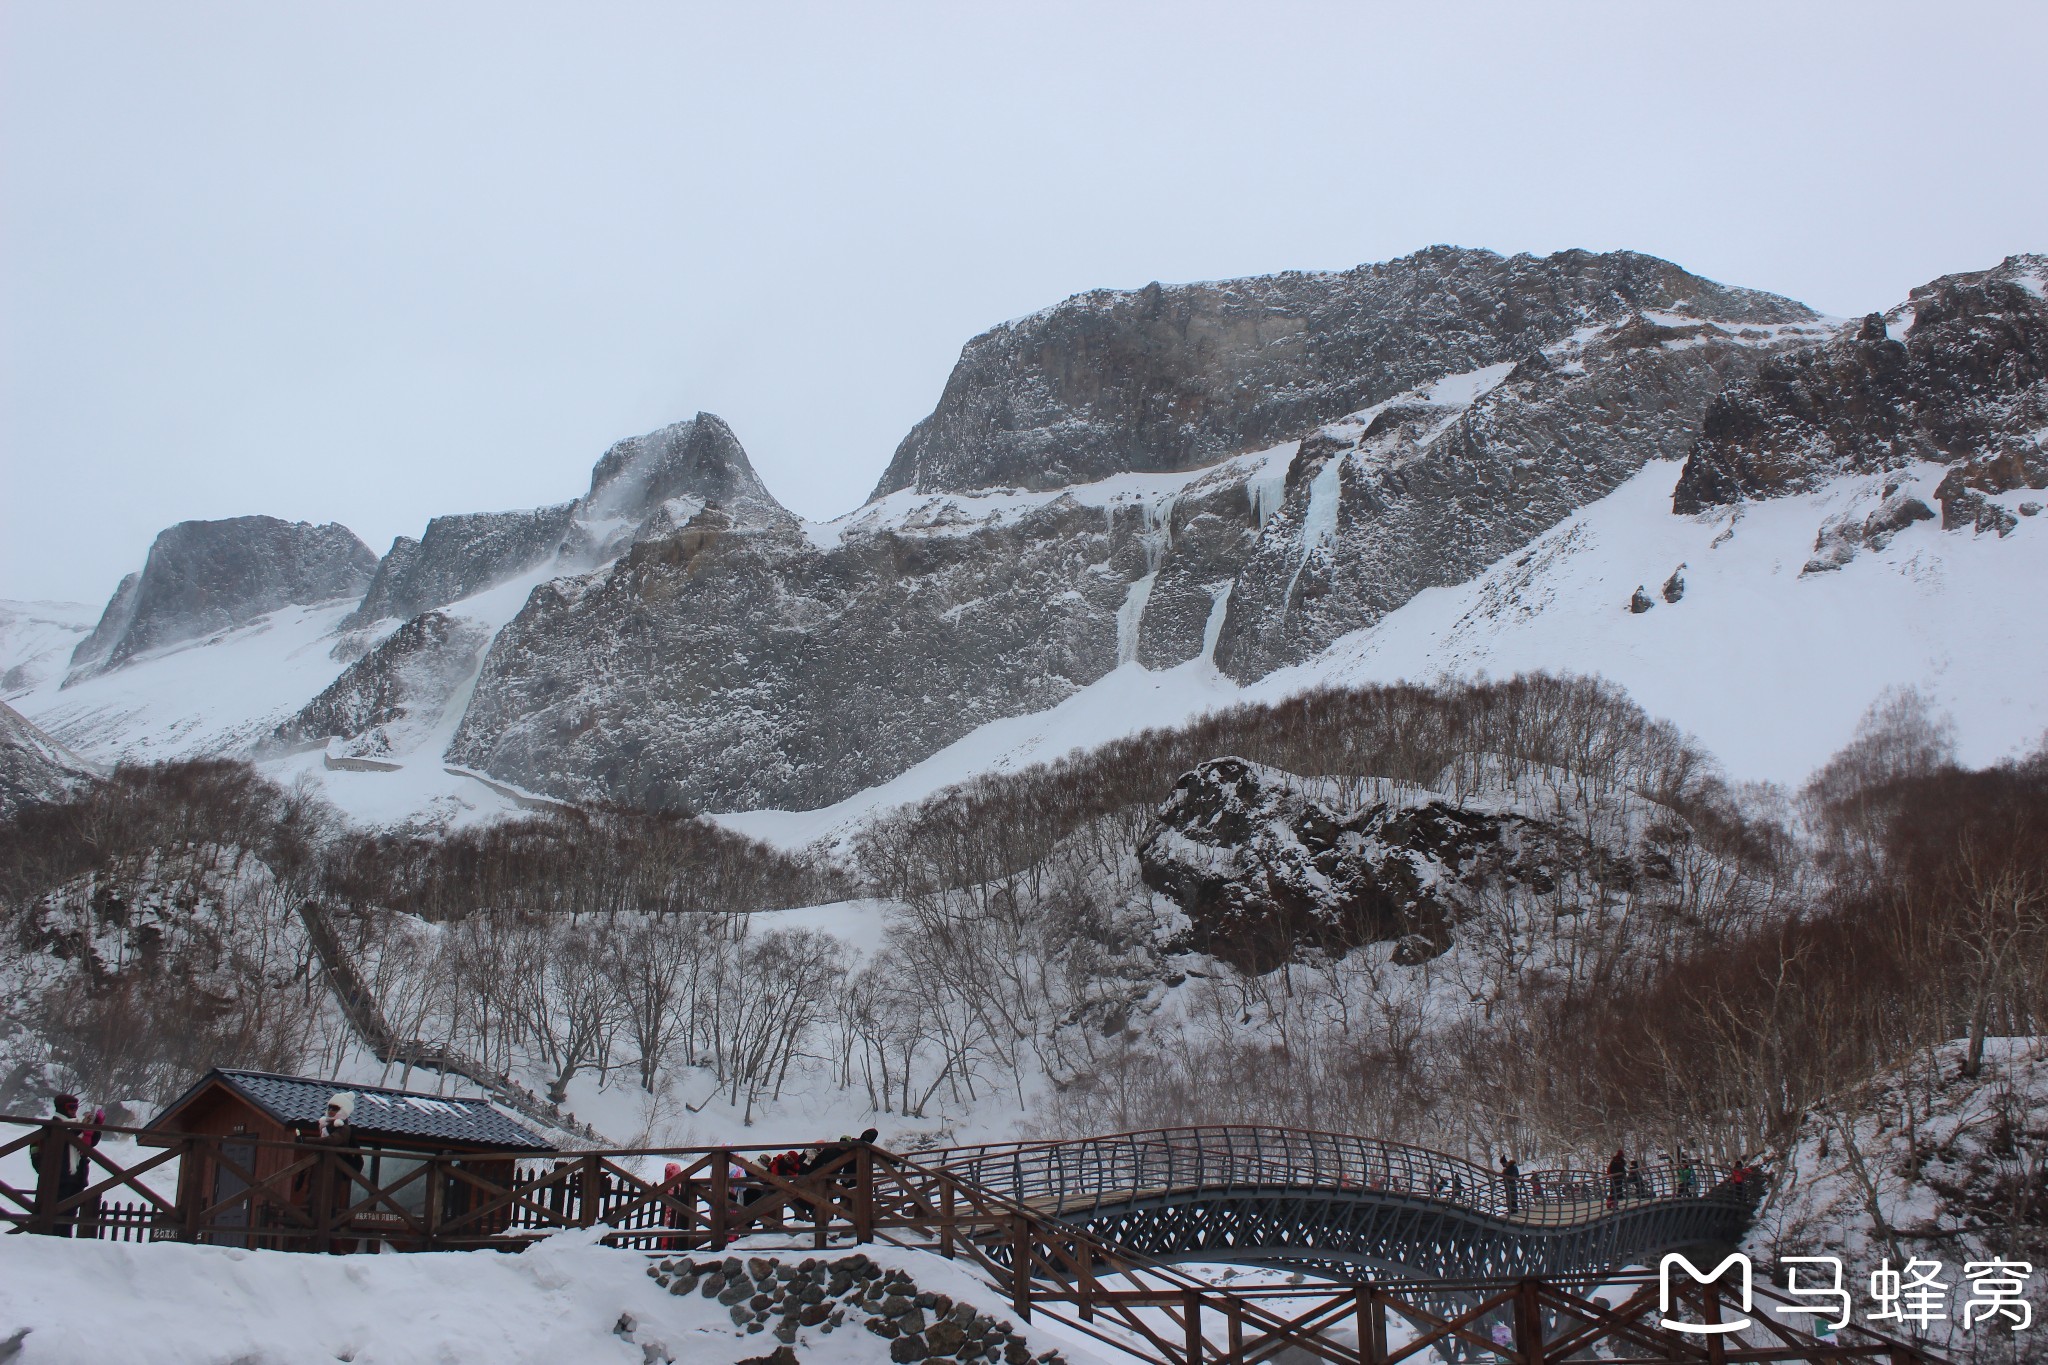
(1137, 757, 1666, 974)
(1211, 307, 1814, 680)
(451, 252, 1820, 808)
(345, 504, 575, 629)
(272, 611, 489, 757)
(1628, 587, 1655, 614)
(876, 246, 1813, 498)
(0, 701, 94, 817)
(1674, 255, 2048, 514)
(68, 517, 376, 680)
(1660, 568, 1686, 603)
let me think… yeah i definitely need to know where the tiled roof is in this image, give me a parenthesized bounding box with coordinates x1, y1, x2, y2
(183, 1069, 555, 1151)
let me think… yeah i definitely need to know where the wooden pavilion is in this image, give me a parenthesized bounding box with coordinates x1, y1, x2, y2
(146, 1068, 555, 1248)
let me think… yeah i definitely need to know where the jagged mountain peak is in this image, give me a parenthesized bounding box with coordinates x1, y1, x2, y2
(869, 245, 1818, 502)
(67, 515, 377, 682)
(582, 411, 791, 529)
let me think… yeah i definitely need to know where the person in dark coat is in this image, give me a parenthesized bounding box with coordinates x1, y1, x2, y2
(30, 1093, 102, 1237)
(1499, 1155, 1521, 1216)
(1606, 1148, 1627, 1208)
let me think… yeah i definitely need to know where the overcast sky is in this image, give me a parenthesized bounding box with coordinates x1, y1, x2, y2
(4, 2, 2044, 605)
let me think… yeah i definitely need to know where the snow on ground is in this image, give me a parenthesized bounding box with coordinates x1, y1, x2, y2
(1296, 459, 2048, 781)
(9, 564, 568, 830)
(722, 460, 2048, 851)
(10, 600, 364, 762)
(0, 1228, 1119, 1365)
(0, 600, 96, 697)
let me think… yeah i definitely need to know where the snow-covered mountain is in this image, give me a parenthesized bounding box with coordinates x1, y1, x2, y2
(5, 247, 2043, 830)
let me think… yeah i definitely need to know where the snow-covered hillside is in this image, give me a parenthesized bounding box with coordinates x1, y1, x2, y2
(719, 457, 2046, 850)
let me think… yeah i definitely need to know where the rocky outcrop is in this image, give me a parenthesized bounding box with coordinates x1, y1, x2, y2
(580, 412, 794, 534)
(273, 610, 490, 758)
(1138, 757, 1607, 973)
(443, 251, 1825, 810)
(875, 246, 1816, 499)
(67, 517, 376, 680)
(341, 414, 793, 634)
(1674, 254, 2048, 517)
(447, 496, 1141, 811)
(345, 504, 575, 629)
(0, 701, 94, 816)
(1209, 310, 1821, 679)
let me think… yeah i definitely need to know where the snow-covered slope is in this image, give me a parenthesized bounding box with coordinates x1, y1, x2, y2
(718, 457, 2046, 849)
(0, 600, 96, 696)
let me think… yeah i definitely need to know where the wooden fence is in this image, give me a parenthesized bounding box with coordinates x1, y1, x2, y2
(1, 1115, 1937, 1365)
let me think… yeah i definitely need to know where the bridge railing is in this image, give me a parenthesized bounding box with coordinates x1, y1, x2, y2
(920, 1125, 1755, 1224)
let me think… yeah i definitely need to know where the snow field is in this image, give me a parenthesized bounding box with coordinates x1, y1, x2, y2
(0, 1229, 1116, 1365)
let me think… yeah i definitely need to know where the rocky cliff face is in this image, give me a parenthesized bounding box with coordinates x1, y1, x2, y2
(1209, 311, 1823, 679)
(446, 494, 1139, 810)
(0, 701, 93, 816)
(1674, 254, 2048, 522)
(273, 610, 490, 758)
(445, 249, 1826, 811)
(342, 414, 791, 636)
(345, 504, 575, 631)
(873, 246, 1815, 498)
(67, 517, 376, 680)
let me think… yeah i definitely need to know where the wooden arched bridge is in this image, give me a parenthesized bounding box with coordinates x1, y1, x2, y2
(922, 1126, 1758, 1279)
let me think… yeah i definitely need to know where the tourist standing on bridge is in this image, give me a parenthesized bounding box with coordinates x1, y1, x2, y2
(1499, 1155, 1520, 1215)
(1606, 1148, 1627, 1208)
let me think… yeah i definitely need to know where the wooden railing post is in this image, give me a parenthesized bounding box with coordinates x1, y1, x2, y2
(1702, 1283, 1727, 1365)
(1010, 1215, 1032, 1321)
(854, 1144, 874, 1245)
(178, 1137, 204, 1243)
(939, 1179, 955, 1258)
(424, 1156, 445, 1252)
(1226, 1298, 1244, 1365)
(1514, 1278, 1545, 1365)
(29, 1121, 64, 1236)
(578, 1154, 600, 1229)
(1360, 1285, 1388, 1365)
(710, 1154, 729, 1249)
(1184, 1288, 1203, 1365)
(312, 1149, 335, 1254)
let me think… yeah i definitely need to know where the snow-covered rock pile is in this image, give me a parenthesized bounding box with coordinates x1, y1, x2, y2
(1137, 756, 1659, 973)
(1676, 254, 2048, 530)
(646, 1252, 1064, 1364)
